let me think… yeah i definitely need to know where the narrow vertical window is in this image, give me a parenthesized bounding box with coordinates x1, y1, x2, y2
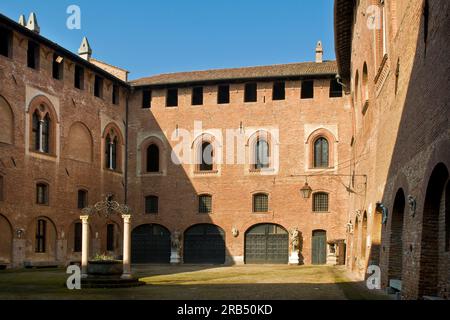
(77, 190, 87, 209)
(192, 87, 204, 106)
(244, 83, 257, 103)
(105, 135, 118, 171)
(36, 219, 46, 253)
(32, 111, 40, 151)
(94, 76, 103, 98)
(314, 137, 329, 168)
(166, 88, 178, 107)
(74, 223, 82, 253)
(255, 138, 270, 170)
(107, 224, 115, 251)
(27, 41, 39, 69)
(272, 82, 285, 101)
(142, 89, 151, 109)
(146, 144, 160, 173)
(41, 114, 50, 153)
(218, 85, 230, 104)
(0, 27, 12, 58)
(74, 65, 84, 90)
(301, 80, 314, 99)
(111, 137, 118, 170)
(52, 54, 63, 80)
(112, 85, 119, 105)
(199, 142, 213, 171)
(36, 183, 49, 205)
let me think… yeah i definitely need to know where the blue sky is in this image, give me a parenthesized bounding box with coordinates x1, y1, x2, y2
(0, 0, 336, 80)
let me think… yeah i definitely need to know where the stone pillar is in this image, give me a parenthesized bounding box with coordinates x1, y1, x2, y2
(121, 214, 132, 279)
(80, 215, 90, 278)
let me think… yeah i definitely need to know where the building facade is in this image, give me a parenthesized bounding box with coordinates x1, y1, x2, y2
(334, 0, 450, 299)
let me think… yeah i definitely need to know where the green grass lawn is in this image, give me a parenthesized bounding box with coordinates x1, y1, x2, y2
(0, 265, 390, 300)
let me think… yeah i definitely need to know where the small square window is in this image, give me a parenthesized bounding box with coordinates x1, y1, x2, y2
(313, 193, 329, 212)
(52, 53, 64, 80)
(112, 85, 120, 105)
(272, 82, 285, 101)
(253, 194, 269, 213)
(0, 27, 13, 58)
(145, 196, 159, 214)
(94, 76, 103, 98)
(36, 183, 49, 205)
(199, 195, 212, 214)
(166, 88, 178, 107)
(218, 85, 230, 104)
(301, 80, 314, 99)
(244, 83, 257, 103)
(192, 86, 204, 106)
(74, 65, 84, 90)
(27, 41, 40, 70)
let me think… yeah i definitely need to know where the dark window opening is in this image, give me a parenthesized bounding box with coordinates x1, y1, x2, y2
(74, 65, 84, 90)
(314, 137, 329, 168)
(94, 75, 103, 98)
(244, 83, 257, 103)
(77, 190, 87, 209)
(218, 85, 230, 104)
(329, 79, 343, 98)
(0, 27, 12, 58)
(255, 138, 270, 170)
(27, 41, 39, 69)
(272, 82, 285, 101)
(107, 224, 115, 251)
(74, 223, 82, 253)
(145, 196, 159, 214)
(313, 193, 329, 212)
(146, 144, 160, 173)
(192, 87, 204, 106)
(112, 85, 119, 105)
(52, 54, 64, 80)
(35, 219, 46, 253)
(253, 193, 269, 213)
(142, 89, 151, 109)
(199, 195, 212, 214)
(32, 111, 40, 151)
(301, 80, 314, 99)
(36, 183, 48, 205)
(166, 88, 178, 107)
(199, 142, 213, 171)
(41, 114, 50, 153)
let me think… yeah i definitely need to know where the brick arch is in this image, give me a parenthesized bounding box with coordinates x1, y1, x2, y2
(28, 95, 59, 123)
(0, 95, 14, 145)
(103, 122, 124, 172)
(0, 214, 13, 264)
(247, 130, 275, 170)
(192, 133, 220, 172)
(102, 122, 124, 144)
(28, 95, 58, 155)
(388, 188, 406, 282)
(306, 128, 337, 169)
(26, 216, 58, 262)
(66, 122, 93, 163)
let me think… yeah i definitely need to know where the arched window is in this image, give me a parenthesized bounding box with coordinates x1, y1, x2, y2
(253, 193, 269, 213)
(146, 144, 160, 173)
(199, 195, 212, 214)
(314, 137, 329, 168)
(105, 135, 118, 170)
(31, 109, 52, 154)
(0, 95, 14, 145)
(313, 192, 329, 212)
(199, 141, 213, 172)
(255, 138, 270, 169)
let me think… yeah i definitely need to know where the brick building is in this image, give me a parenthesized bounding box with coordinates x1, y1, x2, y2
(0, 12, 352, 269)
(334, 0, 450, 299)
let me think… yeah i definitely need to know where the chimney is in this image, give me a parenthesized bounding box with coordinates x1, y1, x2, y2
(18, 14, 26, 27)
(315, 41, 323, 63)
(26, 12, 40, 34)
(78, 37, 92, 61)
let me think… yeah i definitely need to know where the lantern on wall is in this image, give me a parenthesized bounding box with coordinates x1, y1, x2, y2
(300, 182, 313, 199)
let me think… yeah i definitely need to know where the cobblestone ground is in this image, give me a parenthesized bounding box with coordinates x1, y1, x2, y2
(0, 265, 390, 300)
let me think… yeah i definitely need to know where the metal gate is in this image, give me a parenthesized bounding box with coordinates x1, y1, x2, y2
(131, 224, 171, 263)
(245, 224, 289, 264)
(184, 224, 225, 264)
(312, 230, 327, 265)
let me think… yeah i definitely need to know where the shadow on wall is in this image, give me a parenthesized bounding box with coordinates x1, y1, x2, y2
(379, 0, 450, 299)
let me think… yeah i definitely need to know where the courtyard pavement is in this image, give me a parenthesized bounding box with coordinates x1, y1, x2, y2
(0, 264, 390, 300)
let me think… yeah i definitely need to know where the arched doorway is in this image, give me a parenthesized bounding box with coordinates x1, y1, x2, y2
(389, 189, 405, 282)
(184, 224, 225, 264)
(419, 163, 449, 297)
(0, 214, 12, 266)
(245, 224, 288, 264)
(131, 224, 171, 263)
(312, 230, 327, 265)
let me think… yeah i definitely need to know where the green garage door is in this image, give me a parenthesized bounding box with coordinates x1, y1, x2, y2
(312, 230, 327, 265)
(245, 224, 289, 264)
(184, 224, 225, 264)
(131, 224, 171, 263)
